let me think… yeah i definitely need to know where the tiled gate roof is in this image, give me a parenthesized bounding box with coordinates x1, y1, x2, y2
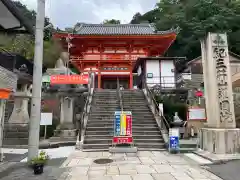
(75, 23, 177, 35)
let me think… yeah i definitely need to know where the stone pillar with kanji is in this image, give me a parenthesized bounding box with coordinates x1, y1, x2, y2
(200, 32, 240, 154)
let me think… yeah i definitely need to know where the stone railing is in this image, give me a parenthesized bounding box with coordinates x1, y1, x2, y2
(142, 81, 170, 146)
(77, 73, 95, 149)
(176, 73, 192, 83)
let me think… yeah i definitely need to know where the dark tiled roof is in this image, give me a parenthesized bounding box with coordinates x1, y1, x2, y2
(75, 23, 178, 35)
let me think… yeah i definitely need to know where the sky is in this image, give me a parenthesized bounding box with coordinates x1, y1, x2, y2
(16, 0, 159, 29)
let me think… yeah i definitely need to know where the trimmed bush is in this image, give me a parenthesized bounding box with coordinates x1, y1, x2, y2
(155, 95, 188, 122)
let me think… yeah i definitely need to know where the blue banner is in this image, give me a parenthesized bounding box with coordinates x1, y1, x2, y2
(115, 111, 121, 136)
(169, 136, 179, 151)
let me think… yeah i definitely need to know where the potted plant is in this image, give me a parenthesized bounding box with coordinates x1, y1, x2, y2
(30, 151, 49, 175)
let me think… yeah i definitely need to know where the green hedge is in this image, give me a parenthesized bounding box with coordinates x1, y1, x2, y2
(155, 95, 188, 122)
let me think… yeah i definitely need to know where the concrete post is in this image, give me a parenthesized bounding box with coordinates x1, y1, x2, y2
(28, 0, 45, 161)
(0, 100, 5, 161)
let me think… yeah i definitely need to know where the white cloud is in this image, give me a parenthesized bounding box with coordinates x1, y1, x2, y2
(14, 0, 158, 29)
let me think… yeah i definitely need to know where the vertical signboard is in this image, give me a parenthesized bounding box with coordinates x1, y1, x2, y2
(113, 111, 133, 144)
(126, 113, 132, 136)
(114, 111, 121, 136)
(169, 128, 180, 153)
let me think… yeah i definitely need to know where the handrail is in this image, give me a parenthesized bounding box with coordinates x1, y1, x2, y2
(76, 72, 94, 147)
(143, 80, 170, 132)
(116, 78, 123, 111)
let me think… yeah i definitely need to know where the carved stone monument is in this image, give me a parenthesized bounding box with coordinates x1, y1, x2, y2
(47, 54, 79, 143)
(200, 33, 240, 154)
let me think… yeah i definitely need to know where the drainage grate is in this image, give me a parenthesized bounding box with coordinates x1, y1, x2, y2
(93, 158, 113, 164)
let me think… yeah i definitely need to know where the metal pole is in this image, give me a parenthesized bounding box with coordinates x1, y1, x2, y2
(28, 0, 45, 161)
(0, 100, 6, 162)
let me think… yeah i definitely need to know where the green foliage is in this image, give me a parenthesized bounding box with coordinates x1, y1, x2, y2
(0, 34, 34, 59)
(130, 0, 240, 60)
(30, 151, 49, 165)
(155, 95, 188, 122)
(103, 19, 121, 24)
(0, 33, 62, 67)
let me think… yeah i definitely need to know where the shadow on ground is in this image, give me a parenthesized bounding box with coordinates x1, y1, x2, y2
(207, 160, 240, 180)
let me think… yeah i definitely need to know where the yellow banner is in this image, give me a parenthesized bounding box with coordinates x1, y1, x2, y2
(120, 113, 126, 135)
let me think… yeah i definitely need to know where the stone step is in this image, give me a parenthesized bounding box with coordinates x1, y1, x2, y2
(85, 134, 162, 139)
(85, 130, 161, 135)
(91, 105, 118, 108)
(94, 96, 117, 98)
(91, 107, 120, 109)
(84, 138, 163, 144)
(93, 102, 118, 104)
(3, 138, 28, 145)
(4, 126, 29, 132)
(135, 143, 165, 148)
(4, 131, 29, 138)
(82, 143, 165, 150)
(87, 122, 158, 125)
(86, 126, 159, 131)
(82, 144, 110, 149)
(87, 124, 158, 129)
(122, 105, 149, 107)
(90, 112, 153, 116)
(122, 100, 146, 102)
(87, 122, 158, 126)
(88, 117, 155, 121)
(90, 111, 152, 114)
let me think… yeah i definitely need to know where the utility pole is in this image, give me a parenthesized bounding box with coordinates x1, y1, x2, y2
(28, 0, 45, 161)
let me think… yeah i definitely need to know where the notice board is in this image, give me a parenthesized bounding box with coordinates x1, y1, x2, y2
(188, 108, 206, 120)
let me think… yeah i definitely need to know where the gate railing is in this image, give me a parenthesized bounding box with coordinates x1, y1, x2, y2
(116, 78, 123, 112)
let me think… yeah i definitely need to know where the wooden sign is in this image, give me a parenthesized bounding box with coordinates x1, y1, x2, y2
(50, 75, 89, 85)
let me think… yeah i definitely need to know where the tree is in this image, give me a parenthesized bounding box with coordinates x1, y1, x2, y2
(130, 0, 240, 60)
(131, 13, 142, 24)
(103, 19, 121, 24)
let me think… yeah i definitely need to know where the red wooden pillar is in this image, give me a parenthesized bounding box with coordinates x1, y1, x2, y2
(98, 61, 101, 89)
(128, 44, 133, 89)
(129, 71, 133, 89)
(98, 45, 103, 89)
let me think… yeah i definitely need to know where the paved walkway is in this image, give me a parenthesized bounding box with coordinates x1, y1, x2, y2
(60, 151, 223, 180)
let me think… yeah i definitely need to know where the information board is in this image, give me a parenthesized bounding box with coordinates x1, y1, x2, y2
(113, 111, 133, 145)
(188, 108, 206, 120)
(40, 113, 53, 125)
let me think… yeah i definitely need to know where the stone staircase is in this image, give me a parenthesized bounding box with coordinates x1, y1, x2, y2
(3, 125, 29, 147)
(122, 90, 165, 151)
(82, 89, 165, 151)
(82, 89, 118, 151)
